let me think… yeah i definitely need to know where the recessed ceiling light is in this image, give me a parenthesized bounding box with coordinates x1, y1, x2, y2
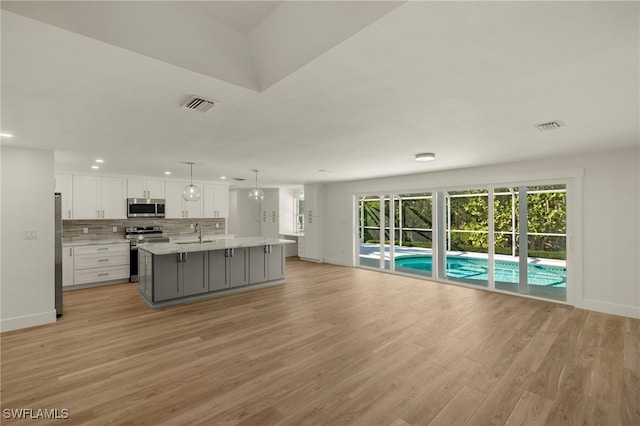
(91, 165, 100, 169)
(220, 176, 227, 180)
(164, 171, 171, 175)
(415, 153, 436, 162)
(95, 159, 104, 163)
(0, 133, 13, 138)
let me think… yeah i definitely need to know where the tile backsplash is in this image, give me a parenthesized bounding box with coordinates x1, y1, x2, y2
(63, 218, 227, 243)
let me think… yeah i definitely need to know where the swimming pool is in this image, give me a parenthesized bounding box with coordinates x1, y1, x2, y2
(394, 255, 566, 287)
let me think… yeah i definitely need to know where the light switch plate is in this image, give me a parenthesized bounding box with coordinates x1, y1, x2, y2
(23, 229, 39, 239)
(112, 226, 118, 233)
(83, 227, 89, 234)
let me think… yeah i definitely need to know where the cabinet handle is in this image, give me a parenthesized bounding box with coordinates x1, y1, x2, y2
(98, 247, 108, 251)
(98, 259, 109, 262)
(230, 248, 234, 257)
(177, 253, 182, 263)
(69, 247, 73, 256)
(102, 210, 105, 218)
(68, 210, 72, 218)
(98, 273, 109, 277)
(97, 210, 100, 218)
(183, 252, 188, 262)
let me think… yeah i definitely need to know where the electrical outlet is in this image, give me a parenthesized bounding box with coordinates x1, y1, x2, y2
(112, 226, 118, 233)
(190, 224, 194, 229)
(215, 223, 220, 228)
(83, 227, 89, 234)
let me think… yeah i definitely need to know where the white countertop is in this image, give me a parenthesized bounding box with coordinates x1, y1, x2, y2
(63, 239, 129, 247)
(139, 237, 295, 256)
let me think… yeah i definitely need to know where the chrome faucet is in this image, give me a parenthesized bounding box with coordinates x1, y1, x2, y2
(194, 223, 202, 243)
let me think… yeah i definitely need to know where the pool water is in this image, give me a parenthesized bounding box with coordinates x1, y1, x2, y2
(394, 255, 566, 287)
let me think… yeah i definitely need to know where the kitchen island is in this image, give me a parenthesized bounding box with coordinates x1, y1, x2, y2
(138, 237, 295, 307)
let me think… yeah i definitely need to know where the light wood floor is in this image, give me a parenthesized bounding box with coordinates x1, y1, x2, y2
(2, 258, 639, 425)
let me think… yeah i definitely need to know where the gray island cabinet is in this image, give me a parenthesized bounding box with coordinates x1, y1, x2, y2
(138, 237, 293, 307)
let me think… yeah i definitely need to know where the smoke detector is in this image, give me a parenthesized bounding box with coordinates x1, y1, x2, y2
(182, 96, 216, 113)
(535, 120, 564, 131)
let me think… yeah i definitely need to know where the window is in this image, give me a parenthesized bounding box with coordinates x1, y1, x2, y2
(356, 183, 567, 302)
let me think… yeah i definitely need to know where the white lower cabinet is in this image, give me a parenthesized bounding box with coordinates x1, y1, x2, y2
(72, 243, 130, 286)
(62, 246, 75, 287)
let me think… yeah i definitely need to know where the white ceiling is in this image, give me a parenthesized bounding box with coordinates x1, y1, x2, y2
(1, 1, 638, 188)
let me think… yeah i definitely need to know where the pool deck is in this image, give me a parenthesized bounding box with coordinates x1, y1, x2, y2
(358, 243, 566, 268)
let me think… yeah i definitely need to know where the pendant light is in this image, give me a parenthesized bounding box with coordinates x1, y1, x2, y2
(182, 162, 201, 201)
(248, 169, 264, 202)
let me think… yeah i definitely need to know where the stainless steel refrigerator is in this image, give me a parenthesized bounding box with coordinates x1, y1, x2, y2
(55, 193, 63, 317)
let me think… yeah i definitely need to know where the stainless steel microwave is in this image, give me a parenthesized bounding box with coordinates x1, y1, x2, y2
(127, 198, 165, 218)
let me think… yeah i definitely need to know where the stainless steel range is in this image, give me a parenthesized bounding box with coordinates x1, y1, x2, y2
(125, 226, 170, 282)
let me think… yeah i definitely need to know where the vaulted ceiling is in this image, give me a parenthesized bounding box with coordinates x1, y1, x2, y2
(1, 1, 638, 187)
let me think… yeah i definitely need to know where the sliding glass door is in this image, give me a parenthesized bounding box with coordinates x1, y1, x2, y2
(393, 193, 433, 277)
(356, 182, 568, 303)
(358, 195, 384, 269)
(443, 189, 489, 287)
(525, 185, 567, 301)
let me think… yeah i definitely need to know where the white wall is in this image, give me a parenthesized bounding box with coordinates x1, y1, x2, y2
(321, 146, 640, 319)
(1, 146, 57, 331)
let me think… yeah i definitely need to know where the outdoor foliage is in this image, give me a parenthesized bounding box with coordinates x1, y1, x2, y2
(360, 186, 566, 259)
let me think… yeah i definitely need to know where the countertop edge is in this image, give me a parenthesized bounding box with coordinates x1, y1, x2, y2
(139, 237, 295, 256)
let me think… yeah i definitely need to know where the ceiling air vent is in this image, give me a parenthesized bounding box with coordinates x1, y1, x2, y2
(183, 96, 216, 113)
(535, 120, 564, 131)
(231, 177, 246, 181)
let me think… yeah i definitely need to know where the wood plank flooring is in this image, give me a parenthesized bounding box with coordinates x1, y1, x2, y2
(2, 258, 639, 425)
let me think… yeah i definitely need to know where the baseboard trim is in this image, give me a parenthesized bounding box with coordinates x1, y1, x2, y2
(299, 257, 323, 263)
(324, 257, 351, 267)
(0, 310, 57, 333)
(577, 299, 640, 319)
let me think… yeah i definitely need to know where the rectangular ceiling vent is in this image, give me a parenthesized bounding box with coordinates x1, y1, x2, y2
(535, 120, 564, 132)
(183, 96, 216, 113)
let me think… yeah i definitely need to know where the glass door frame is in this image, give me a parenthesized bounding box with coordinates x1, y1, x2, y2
(354, 175, 579, 306)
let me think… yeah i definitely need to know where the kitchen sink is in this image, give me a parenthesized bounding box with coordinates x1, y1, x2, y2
(175, 239, 218, 244)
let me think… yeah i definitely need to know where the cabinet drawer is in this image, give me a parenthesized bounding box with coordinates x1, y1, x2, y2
(74, 244, 129, 256)
(74, 265, 129, 285)
(74, 252, 129, 270)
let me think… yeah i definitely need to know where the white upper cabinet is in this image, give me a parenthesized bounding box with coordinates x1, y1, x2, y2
(165, 181, 203, 219)
(72, 175, 127, 219)
(127, 178, 165, 199)
(101, 178, 128, 218)
(72, 176, 100, 219)
(203, 183, 229, 218)
(55, 174, 73, 219)
(64, 173, 226, 220)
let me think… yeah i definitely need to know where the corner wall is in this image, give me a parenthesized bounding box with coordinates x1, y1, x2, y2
(228, 189, 261, 237)
(321, 146, 640, 319)
(1, 146, 56, 331)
